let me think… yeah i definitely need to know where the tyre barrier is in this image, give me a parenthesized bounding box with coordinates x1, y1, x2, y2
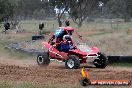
(108, 56, 132, 63)
(5, 42, 43, 56)
(32, 35, 44, 40)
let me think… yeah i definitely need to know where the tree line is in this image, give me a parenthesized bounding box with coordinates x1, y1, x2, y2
(0, 0, 54, 21)
(0, 0, 132, 27)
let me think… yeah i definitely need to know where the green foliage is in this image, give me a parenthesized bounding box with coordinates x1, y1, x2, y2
(105, 0, 132, 21)
(49, 0, 99, 27)
(0, 0, 54, 21)
(69, 0, 98, 27)
(107, 0, 125, 18)
(0, 0, 17, 22)
(33, 9, 46, 20)
(16, 0, 54, 19)
(49, 0, 67, 9)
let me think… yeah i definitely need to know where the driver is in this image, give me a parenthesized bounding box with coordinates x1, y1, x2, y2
(49, 20, 74, 42)
(48, 21, 75, 50)
(60, 35, 74, 52)
(48, 27, 75, 50)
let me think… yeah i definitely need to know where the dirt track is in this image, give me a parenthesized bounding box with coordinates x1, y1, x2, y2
(0, 58, 132, 85)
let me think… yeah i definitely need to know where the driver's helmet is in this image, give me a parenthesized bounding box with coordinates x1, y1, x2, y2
(63, 35, 72, 42)
(54, 27, 64, 37)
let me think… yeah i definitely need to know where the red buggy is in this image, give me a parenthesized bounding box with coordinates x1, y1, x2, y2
(37, 27, 108, 69)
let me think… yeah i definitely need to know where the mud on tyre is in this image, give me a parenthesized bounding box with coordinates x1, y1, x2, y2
(37, 52, 50, 66)
(65, 55, 80, 69)
(93, 52, 108, 68)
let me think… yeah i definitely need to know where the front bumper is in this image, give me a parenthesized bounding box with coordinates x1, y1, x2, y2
(84, 53, 99, 63)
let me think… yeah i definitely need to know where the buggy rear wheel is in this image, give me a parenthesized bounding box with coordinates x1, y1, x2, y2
(37, 52, 50, 66)
(93, 52, 108, 68)
(65, 55, 80, 69)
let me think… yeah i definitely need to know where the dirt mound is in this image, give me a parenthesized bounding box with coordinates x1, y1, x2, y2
(0, 63, 81, 85)
(0, 59, 132, 85)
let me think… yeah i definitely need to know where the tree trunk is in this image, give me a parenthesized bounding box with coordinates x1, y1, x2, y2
(124, 14, 131, 22)
(124, 17, 131, 22)
(77, 22, 82, 28)
(58, 17, 62, 27)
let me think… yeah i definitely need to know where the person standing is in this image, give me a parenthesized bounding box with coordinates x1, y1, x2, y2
(4, 22, 10, 34)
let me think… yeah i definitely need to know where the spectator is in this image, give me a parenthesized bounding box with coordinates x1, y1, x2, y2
(4, 22, 10, 34)
(39, 22, 44, 35)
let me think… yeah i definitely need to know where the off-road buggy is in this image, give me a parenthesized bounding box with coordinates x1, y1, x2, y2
(37, 28, 108, 69)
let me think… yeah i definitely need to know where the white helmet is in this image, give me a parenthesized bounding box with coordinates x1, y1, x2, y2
(63, 35, 71, 41)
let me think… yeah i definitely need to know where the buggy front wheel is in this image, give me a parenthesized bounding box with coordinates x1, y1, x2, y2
(65, 55, 80, 69)
(37, 52, 50, 66)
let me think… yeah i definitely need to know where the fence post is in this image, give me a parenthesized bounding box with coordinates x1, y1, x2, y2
(53, 23, 54, 30)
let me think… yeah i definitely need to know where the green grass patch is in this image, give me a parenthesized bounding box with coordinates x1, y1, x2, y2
(87, 32, 113, 37)
(0, 81, 83, 88)
(0, 81, 13, 88)
(0, 81, 131, 88)
(0, 81, 39, 88)
(110, 62, 132, 67)
(20, 20, 58, 32)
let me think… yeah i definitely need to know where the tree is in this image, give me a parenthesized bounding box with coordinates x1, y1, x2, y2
(33, 9, 47, 20)
(49, 0, 99, 27)
(0, 0, 17, 22)
(107, 0, 132, 22)
(49, 0, 69, 27)
(15, 0, 54, 20)
(68, 0, 98, 28)
(16, 0, 42, 19)
(123, 0, 132, 22)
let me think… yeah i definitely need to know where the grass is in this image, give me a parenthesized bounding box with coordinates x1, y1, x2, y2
(1, 20, 132, 60)
(0, 81, 82, 88)
(0, 81, 131, 88)
(19, 20, 58, 32)
(2, 20, 131, 59)
(19, 19, 132, 32)
(87, 32, 132, 56)
(0, 81, 38, 88)
(111, 62, 132, 67)
(0, 28, 35, 60)
(87, 31, 113, 37)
